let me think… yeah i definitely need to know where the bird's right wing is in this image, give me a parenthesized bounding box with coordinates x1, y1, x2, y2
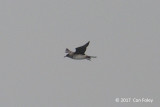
(75, 41, 90, 55)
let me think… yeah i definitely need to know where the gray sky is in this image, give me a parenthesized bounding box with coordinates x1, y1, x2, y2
(0, 0, 160, 107)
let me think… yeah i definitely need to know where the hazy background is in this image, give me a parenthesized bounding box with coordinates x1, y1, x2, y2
(0, 0, 160, 107)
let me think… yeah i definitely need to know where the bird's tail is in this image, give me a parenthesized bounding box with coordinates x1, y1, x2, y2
(86, 56, 97, 61)
(89, 56, 97, 58)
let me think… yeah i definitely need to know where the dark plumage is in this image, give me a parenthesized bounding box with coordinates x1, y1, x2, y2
(65, 41, 96, 60)
(75, 41, 90, 55)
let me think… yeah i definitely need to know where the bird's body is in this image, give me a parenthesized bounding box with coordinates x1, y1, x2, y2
(72, 54, 87, 60)
(65, 41, 96, 60)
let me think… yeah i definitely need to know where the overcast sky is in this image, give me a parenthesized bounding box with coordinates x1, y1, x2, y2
(0, 0, 160, 107)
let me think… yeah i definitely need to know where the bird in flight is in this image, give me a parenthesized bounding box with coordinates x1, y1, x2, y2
(65, 41, 96, 60)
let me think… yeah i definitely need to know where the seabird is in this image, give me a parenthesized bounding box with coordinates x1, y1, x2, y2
(65, 41, 96, 60)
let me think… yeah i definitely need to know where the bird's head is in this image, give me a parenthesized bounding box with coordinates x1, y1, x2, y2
(64, 54, 70, 58)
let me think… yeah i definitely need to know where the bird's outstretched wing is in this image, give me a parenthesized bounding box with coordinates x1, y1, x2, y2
(75, 41, 90, 55)
(65, 48, 73, 54)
